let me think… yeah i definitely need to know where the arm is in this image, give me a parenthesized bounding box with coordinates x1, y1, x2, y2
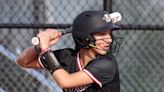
(52, 69, 94, 88)
(39, 51, 94, 88)
(16, 46, 41, 68)
(16, 28, 61, 68)
(37, 29, 94, 88)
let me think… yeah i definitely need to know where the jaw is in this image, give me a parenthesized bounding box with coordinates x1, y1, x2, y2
(80, 47, 109, 60)
(92, 48, 109, 56)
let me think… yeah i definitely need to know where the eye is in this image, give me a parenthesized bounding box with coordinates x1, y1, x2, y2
(99, 32, 106, 36)
(97, 31, 110, 36)
(94, 32, 105, 36)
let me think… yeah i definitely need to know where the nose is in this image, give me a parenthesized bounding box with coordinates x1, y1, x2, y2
(103, 34, 112, 43)
(103, 38, 112, 43)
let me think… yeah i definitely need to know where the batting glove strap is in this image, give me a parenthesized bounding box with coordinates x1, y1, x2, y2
(40, 50, 63, 74)
(34, 45, 41, 54)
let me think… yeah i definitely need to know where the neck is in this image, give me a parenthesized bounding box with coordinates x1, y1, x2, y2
(79, 48, 97, 67)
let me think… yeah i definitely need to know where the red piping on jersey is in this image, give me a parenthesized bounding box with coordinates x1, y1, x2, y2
(77, 52, 83, 71)
(83, 69, 102, 87)
(77, 52, 102, 87)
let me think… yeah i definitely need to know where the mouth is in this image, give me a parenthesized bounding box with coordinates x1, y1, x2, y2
(101, 45, 110, 50)
(95, 43, 111, 51)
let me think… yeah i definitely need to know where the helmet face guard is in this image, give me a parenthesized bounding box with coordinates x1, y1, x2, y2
(72, 10, 119, 51)
(73, 35, 95, 51)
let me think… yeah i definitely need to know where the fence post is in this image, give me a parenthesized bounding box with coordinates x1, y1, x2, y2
(103, 0, 112, 13)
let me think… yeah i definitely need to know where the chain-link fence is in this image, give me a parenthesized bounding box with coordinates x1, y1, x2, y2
(0, 0, 164, 92)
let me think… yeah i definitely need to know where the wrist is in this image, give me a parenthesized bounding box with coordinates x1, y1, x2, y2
(41, 48, 51, 55)
(39, 50, 63, 74)
(40, 45, 49, 50)
(34, 45, 41, 54)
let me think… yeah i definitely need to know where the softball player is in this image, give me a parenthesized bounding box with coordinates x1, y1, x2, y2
(17, 10, 120, 92)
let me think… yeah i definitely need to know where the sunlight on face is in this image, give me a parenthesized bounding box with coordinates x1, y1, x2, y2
(92, 30, 113, 55)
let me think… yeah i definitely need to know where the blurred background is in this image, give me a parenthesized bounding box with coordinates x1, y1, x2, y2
(0, 0, 163, 92)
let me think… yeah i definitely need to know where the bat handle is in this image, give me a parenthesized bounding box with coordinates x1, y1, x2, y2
(31, 37, 40, 45)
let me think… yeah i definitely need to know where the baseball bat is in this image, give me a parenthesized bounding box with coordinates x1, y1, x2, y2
(32, 12, 122, 45)
(31, 27, 72, 45)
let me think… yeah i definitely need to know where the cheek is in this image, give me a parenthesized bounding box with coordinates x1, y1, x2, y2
(95, 39, 112, 46)
(95, 40, 104, 44)
(93, 48, 108, 55)
(95, 41, 103, 48)
(104, 38, 113, 43)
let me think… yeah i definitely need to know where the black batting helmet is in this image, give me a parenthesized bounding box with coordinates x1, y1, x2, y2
(72, 10, 119, 51)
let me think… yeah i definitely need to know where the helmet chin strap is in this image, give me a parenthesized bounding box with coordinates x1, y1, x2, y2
(88, 43, 97, 48)
(88, 38, 111, 51)
(83, 37, 111, 50)
(85, 36, 97, 48)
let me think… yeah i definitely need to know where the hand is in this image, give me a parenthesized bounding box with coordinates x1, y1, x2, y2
(37, 29, 62, 49)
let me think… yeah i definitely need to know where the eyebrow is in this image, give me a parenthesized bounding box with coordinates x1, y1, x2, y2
(95, 31, 112, 34)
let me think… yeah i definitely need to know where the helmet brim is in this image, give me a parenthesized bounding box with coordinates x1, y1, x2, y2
(93, 22, 120, 33)
(112, 24, 120, 30)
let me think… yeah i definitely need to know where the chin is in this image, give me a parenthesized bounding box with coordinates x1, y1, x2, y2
(100, 51, 108, 55)
(93, 48, 109, 55)
(97, 50, 108, 55)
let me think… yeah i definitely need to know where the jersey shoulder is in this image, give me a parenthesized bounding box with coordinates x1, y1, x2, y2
(84, 54, 118, 86)
(88, 54, 117, 69)
(53, 48, 77, 59)
(53, 48, 77, 72)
